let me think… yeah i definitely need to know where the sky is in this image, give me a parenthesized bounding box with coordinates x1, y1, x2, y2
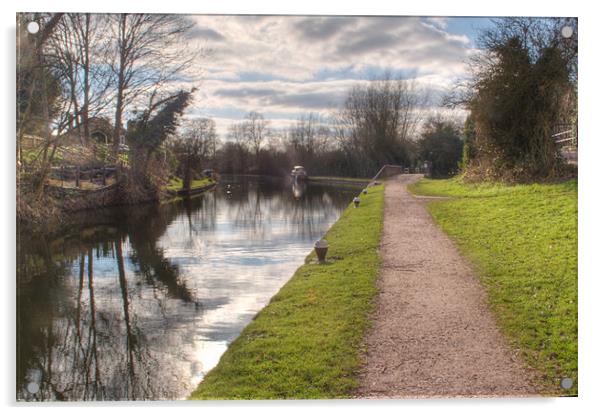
(182, 15, 495, 137)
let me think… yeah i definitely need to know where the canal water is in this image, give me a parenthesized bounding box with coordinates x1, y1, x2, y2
(16, 176, 362, 401)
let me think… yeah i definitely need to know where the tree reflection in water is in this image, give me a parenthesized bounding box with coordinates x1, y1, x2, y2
(17, 177, 360, 401)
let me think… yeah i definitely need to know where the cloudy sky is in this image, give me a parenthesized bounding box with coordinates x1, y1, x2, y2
(182, 15, 494, 137)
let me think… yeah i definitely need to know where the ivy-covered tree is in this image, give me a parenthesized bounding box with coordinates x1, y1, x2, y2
(459, 114, 476, 172)
(469, 37, 572, 179)
(126, 89, 194, 179)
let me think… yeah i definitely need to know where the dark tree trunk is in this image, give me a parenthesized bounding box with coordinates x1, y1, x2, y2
(82, 13, 91, 144)
(183, 156, 192, 191)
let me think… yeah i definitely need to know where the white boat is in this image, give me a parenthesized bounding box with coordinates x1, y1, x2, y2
(290, 165, 308, 180)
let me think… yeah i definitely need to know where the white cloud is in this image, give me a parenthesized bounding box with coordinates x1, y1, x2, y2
(424, 17, 449, 30)
(182, 15, 480, 138)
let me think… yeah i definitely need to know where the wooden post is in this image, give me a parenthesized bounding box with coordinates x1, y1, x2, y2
(102, 165, 106, 186)
(76, 166, 80, 188)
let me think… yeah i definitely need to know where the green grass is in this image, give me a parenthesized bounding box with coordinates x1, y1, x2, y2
(189, 184, 385, 399)
(409, 177, 577, 395)
(166, 177, 214, 192)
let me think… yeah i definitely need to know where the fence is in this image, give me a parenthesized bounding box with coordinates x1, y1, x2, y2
(552, 123, 578, 166)
(552, 123, 578, 146)
(50, 165, 117, 188)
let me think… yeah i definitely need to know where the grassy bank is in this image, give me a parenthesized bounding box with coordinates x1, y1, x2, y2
(190, 183, 384, 399)
(166, 177, 214, 192)
(409, 177, 577, 395)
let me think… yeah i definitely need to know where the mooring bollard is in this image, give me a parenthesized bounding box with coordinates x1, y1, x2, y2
(353, 196, 360, 208)
(314, 239, 329, 263)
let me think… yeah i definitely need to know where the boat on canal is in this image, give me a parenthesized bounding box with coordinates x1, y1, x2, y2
(290, 165, 308, 181)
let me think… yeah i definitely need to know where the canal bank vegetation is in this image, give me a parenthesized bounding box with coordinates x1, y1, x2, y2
(165, 177, 215, 193)
(190, 183, 384, 399)
(17, 13, 206, 227)
(409, 177, 577, 395)
(447, 17, 577, 183)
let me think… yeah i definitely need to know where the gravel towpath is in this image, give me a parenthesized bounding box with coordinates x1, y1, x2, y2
(358, 174, 537, 398)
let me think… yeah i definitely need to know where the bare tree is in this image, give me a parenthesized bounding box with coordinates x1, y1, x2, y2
(109, 14, 196, 155)
(289, 113, 317, 156)
(16, 13, 66, 196)
(17, 13, 64, 145)
(186, 118, 218, 161)
(242, 111, 270, 160)
(333, 75, 426, 176)
(18, 13, 116, 198)
(47, 14, 114, 144)
(170, 118, 218, 190)
(287, 113, 331, 168)
(227, 122, 246, 147)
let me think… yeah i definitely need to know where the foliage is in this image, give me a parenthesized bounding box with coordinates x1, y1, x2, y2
(462, 18, 577, 182)
(459, 115, 476, 171)
(126, 89, 194, 180)
(214, 142, 251, 175)
(409, 177, 577, 395)
(480, 17, 577, 83)
(416, 117, 463, 177)
(128, 90, 194, 154)
(190, 184, 385, 399)
(110, 89, 194, 203)
(16, 12, 199, 221)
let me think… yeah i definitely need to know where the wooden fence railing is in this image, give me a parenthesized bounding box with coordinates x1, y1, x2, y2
(552, 123, 578, 146)
(50, 165, 117, 188)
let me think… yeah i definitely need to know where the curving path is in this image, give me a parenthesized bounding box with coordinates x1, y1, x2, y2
(358, 174, 538, 398)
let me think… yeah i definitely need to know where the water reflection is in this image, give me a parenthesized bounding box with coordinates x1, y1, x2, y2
(292, 180, 306, 199)
(17, 176, 359, 401)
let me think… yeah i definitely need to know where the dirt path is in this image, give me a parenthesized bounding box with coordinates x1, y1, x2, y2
(358, 174, 537, 398)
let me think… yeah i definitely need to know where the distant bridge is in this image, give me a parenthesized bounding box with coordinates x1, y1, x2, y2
(372, 164, 429, 181)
